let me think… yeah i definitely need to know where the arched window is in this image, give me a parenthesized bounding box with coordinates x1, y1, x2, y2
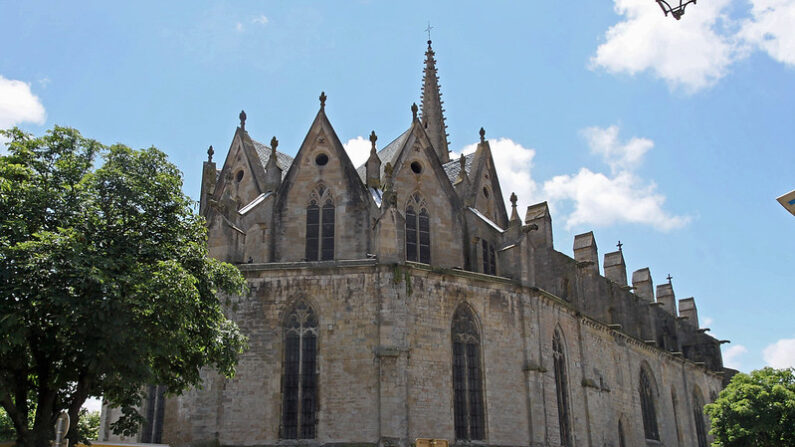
(281, 301, 318, 439)
(405, 193, 430, 264)
(553, 330, 572, 446)
(639, 367, 659, 441)
(452, 305, 485, 441)
(305, 185, 334, 261)
(672, 389, 683, 446)
(618, 419, 627, 447)
(481, 239, 496, 275)
(693, 390, 708, 447)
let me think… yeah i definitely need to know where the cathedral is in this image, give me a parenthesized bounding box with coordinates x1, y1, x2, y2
(101, 40, 729, 447)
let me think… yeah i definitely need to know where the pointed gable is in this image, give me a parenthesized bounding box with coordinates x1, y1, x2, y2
(273, 97, 375, 262)
(463, 135, 509, 228)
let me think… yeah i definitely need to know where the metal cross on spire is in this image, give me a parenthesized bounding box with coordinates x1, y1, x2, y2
(617, 240, 623, 252)
(425, 22, 433, 41)
(666, 274, 673, 284)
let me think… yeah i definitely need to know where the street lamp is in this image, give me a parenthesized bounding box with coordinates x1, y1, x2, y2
(656, 0, 697, 19)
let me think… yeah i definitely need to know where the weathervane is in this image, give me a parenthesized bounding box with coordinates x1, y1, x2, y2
(655, 0, 697, 20)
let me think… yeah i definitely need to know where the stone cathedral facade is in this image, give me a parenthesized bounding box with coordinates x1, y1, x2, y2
(101, 41, 729, 447)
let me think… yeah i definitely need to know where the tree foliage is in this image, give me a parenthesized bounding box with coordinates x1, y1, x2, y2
(0, 127, 248, 447)
(705, 367, 795, 446)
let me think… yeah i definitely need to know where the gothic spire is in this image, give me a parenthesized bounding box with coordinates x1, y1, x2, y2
(420, 39, 450, 163)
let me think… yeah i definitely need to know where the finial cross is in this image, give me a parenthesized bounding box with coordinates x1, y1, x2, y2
(666, 273, 673, 284)
(425, 22, 433, 41)
(617, 240, 623, 252)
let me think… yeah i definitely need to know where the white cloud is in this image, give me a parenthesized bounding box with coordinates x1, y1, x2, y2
(591, 0, 741, 92)
(740, 0, 795, 66)
(763, 337, 795, 368)
(252, 15, 269, 26)
(0, 75, 46, 130)
(722, 344, 748, 370)
(343, 136, 373, 168)
(581, 125, 652, 174)
(235, 22, 244, 32)
(702, 316, 714, 328)
(541, 125, 689, 231)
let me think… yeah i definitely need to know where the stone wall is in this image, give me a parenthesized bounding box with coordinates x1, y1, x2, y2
(162, 263, 723, 447)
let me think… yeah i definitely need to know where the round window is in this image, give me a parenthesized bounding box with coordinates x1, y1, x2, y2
(315, 153, 329, 166)
(410, 161, 422, 174)
(236, 170, 244, 182)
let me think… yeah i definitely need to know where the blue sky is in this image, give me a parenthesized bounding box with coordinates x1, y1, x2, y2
(1, 0, 793, 380)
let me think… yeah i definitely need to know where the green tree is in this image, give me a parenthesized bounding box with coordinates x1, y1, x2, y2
(0, 127, 248, 447)
(705, 367, 795, 446)
(76, 410, 100, 442)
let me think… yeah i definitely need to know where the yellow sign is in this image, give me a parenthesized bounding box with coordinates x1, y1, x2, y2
(416, 439, 449, 447)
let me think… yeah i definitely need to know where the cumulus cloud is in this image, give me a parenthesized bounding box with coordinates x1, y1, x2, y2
(343, 136, 373, 168)
(740, 0, 795, 66)
(0, 75, 46, 130)
(591, 0, 741, 91)
(542, 125, 689, 231)
(722, 345, 748, 370)
(252, 15, 269, 26)
(763, 337, 795, 368)
(582, 125, 652, 174)
(454, 138, 539, 214)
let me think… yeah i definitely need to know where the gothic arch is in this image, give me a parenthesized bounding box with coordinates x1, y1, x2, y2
(638, 363, 660, 441)
(692, 386, 708, 447)
(305, 183, 335, 261)
(405, 191, 431, 264)
(552, 326, 572, 447)
(280, 299, 319, 439)
(451, 303, 485, 441)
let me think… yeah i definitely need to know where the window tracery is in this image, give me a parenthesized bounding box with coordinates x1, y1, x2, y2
(553, 329, 572, 446)
(639, 367, 659, 441)
(281, 300, 318, 439)
(306, 184, 334, 261)
(452, 305, 485, 441)
(405, 192, 430, 264)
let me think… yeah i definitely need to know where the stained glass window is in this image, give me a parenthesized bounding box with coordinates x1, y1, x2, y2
(452, 305, 484, 440)
(305, 185, 334, 261)
(640, 368, 659, 441)
(281, 301, 318, 439)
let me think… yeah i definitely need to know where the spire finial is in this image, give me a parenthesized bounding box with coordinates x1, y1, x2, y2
(239, 110, 247, 130)
(369, 130, 377, 153)
(207, 145, 214, 162)
(270, 136, 279, 153)
(425, 22, 433, 43)
(411, 103, 418, 120)
(319, 91, 327, 110)
(479, 127, 486, 143)
(510, 192, 520, 223)
(617, 240, 623, 252)
(666, 273, 673, 284)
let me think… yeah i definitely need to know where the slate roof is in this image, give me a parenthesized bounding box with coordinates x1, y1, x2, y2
(441, 153, 476, 184)
(251, 139, 294, 180)
(356, 128, 412, 183)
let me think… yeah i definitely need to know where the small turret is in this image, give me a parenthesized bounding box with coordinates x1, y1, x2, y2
(656, 280, 677, 315)
(525, 202, 553, 249)
(420, 39, 450, 163)
(574, 231, 599, 274)
(632, 268, 654, 303)
(678, 297, 699, 327)
(365, 131, 381, 189)
(264, 136, 282, 192)
(509, 192, 521, 227)
(604, 243, 628, 286)
(199, 145, 217, 216)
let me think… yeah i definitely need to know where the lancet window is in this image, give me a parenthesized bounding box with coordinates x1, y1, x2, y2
(693, 390, 708, 447)
(405, 192, 430, 264)
(481, 239, 496, 275)
(618, 419, 627, 447)
(141, 385, 166, 443)
(305, 184, 334, 261)
(553, 330, 572, 446)
(452, 305, 485, 441)
(281, 301, 318, 439)
(639, 368, 659, 441)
